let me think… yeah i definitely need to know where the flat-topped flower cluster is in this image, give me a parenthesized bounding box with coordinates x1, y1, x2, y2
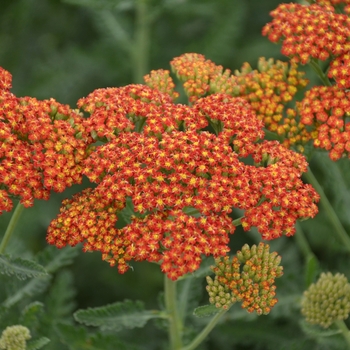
(1, 56, 320, 280)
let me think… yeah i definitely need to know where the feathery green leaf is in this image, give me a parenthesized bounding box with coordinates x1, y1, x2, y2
(0, 254, 47, 280)
(36, 246, 79, 274)
(27, 337, 51, 350)
(193, 304, 219, 318)
(56, 323, 134, 350)
(2, 276, 52, 308)
(74, 299, 163, 331)
(20, 301, 45, 329)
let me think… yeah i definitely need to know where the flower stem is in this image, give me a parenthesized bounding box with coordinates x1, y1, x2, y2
(133, 0, 150, 83)
(294, 221, 315, 259)
(164, 276, 183, 350)
(308, 59, 332, 87)
(0, 202, 24, 254)
(334, 320, 350, 348)
(304, 168, 350, 252)
(182, 308, 228, 350)
(232, 216, 243, 227)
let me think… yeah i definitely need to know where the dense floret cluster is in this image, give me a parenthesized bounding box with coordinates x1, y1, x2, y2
(206, 243, 283, 315)
(301, 272, 350, 328)
(0, 68, 92, 213)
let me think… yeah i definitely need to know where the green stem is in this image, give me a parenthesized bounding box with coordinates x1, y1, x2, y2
(304, 168, 350, 252)
(334, 320, 350, 348)
(0, 202, 24, 254)
(295, 221, 320, 287)
(133, 0, 150, 83)
(294, 221, 315, 260)
(164, 276, 183, 350)
(308, 59, 332, 87)
(182, 308, 228, 350)
(232, 216, 243, 227)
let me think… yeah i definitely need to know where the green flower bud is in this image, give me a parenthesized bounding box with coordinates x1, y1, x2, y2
(0, 325, 31, 350)
(301, 272, 350, 328)
(206, 243, 283, 314)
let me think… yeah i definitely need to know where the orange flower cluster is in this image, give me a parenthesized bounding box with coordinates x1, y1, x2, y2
(262, 3, 350, 67)
(47, 84, 319, 279)
(165, 54, 310, 152)
(241, 141, 319, 239)
(170, 53, 224, 103)
(144, 69, 179, 101)
(309, 0, 350, 13)
(0, 68, 92, 213)
(297, 86, 350, 160)
(206, 243, 283, 315)
(221, 58, 310, 150)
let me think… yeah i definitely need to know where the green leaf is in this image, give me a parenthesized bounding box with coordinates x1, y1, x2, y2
(27, 337, 51, 350)
(74, 299, 163, 331)
(45, 270, 76, 320)
(36, 246, 79, 274)
(20, 301, 45, 329)
(116, 197, 136, 228)
(56, 323, 133, 350)
(193, 304, 220, 318)
(0, 254, 47, 280)
(182, 206, 202, 218)
(2, 276, 52, 308)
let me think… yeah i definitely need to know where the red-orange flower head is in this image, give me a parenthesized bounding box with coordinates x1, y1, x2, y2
(206, 243, 283, 315)
(165, 54, 311, 153)
(262, 3, 350, 65)
(297, 85, 350, 160)
(0, 67, 12, 91)
(144, 69, 180, 101)
(0, 67, 92, 213)
(307, 0, 350, 14)
(170, 53, 224, 103)
(222, 58, 310, 151)
(47, 71, 319, 279)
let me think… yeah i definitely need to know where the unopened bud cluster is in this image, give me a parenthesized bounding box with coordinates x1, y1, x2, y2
(0, 325, 31, 350)
(206, 243, 283, 315)
(301, 272, 350, 328)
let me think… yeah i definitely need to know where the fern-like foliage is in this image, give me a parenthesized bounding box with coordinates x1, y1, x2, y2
(193, 304, 219, 318)
(36, 246, 79, 274)
(2, 276, 52, 308)
(1, 246, 78, 308)
(56, 323, 134, 350)
(74, 299, 164, 331)
(0, 254, 47, 280)
(44, 270, 76, 321)
(19, 301, 45, 331)
(27, 337, 51, 350)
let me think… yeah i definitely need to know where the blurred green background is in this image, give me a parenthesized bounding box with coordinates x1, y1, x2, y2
(1, 0, 350, 349)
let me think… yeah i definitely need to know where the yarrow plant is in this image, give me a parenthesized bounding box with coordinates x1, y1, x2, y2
(0, 0, 349, 349)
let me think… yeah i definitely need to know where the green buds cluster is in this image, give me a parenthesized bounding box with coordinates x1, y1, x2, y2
(301, 272, 350, 328)
(0, 325, 31, 350)
(206, 242, 283, 315)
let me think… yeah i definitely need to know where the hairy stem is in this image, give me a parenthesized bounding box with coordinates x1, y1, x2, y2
(304, 168, 350, 252)
(182, 308, 228, 350)
(335, 320, 350, 348)
(165, 276, 183, 349)
(0, 202, 24, 254)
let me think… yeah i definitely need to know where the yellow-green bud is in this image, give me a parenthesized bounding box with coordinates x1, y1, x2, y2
(0, 325, 31, 350)
(301, 272, 350, 328)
